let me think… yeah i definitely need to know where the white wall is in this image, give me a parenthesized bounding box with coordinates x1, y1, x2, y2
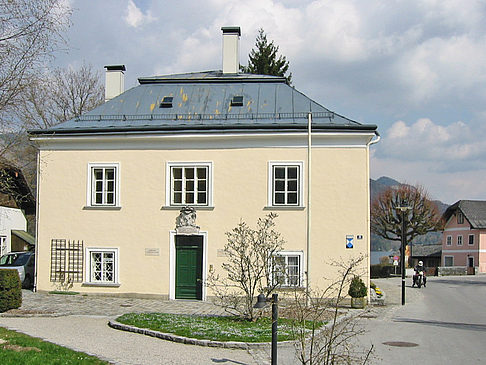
(0, 206, 27, 255)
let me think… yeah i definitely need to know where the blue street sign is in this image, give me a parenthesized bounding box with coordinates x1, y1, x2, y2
(346, 235, 354, 249)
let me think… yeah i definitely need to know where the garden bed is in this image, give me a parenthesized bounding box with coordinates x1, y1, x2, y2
(116, 312, 324, 343)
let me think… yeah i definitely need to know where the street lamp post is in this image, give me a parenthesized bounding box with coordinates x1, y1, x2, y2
(254, 293, 278, 365)
(396, 206, 411, 305)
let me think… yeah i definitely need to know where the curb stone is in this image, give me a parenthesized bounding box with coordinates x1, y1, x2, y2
(107, 309, 365, 350)
(108, 320, 297, 350)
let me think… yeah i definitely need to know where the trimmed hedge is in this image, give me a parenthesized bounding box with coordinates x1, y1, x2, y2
(0, 269, 22, 312)
(370, 264, 395, 278)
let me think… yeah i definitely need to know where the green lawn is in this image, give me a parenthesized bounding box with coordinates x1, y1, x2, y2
(0, 327, 108, 364)
(116, 313, 323, 343)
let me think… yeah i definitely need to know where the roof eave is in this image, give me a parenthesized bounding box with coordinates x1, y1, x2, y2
(29, 123, 378, 136)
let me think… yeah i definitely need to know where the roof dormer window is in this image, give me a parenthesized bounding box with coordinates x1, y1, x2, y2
(230, 95, 243, 107)
(457, 212, 464, 224)
(160, 96, 173, 108)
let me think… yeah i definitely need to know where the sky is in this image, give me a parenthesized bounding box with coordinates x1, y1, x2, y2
(53, 0, 486, 205)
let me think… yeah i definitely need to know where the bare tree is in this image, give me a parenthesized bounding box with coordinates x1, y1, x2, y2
(17, 62, 104, 129)
(0, 0, 71, 126)
(206, 213, 285, 321)
(371, 184, 443, 244)
(289, 256, 373, 365)
(3, 63, 104, 198)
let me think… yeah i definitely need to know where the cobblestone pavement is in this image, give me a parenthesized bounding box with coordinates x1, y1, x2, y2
(8, 290, 228, 317)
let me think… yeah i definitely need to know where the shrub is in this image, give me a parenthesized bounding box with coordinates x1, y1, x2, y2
(370, 264, 394, 278)
(348, 276, 367, 298)
(0, 269, 22, 312)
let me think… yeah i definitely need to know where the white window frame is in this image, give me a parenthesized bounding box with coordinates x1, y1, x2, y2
(85, 247, 119, 285)
(166, 162, 213, 207)
(0, 236, 6, 256)
(87, 163, 120, 207)
(272, 251, 304, 287)
(268, 161, 304, 207)
(446, 235, 452, 246)
(457, 235, 463, 246)
(457, 212, 464, 224)
(444, 256, 454, 267)
(468, 234, 474, 245)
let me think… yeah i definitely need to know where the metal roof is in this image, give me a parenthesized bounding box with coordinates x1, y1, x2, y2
(443, 200, 486, 229)
(30, 71, 377, 135)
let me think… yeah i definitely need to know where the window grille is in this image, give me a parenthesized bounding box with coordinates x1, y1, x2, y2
(273, 165, 300, 205)
(170, 165, 209, 205)
(272, 252, 303, 287)
(50, 239, 83, 282)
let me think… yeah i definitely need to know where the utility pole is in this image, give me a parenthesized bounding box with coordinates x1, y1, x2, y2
(397, 206, 411, 305)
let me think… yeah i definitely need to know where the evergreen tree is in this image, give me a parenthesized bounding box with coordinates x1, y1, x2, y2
(241, 28, 292, 83)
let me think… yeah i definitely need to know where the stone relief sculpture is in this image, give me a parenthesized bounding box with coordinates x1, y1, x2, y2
(175, 206, 200, 234)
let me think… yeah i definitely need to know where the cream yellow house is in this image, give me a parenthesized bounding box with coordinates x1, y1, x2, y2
(30, 27, 379, 300)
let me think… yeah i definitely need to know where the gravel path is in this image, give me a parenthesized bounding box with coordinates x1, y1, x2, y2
(0, 315, 258, 365)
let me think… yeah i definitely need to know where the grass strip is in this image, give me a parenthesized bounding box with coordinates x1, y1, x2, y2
(116, 313, 323, 343)
(0, 327, 108, 364)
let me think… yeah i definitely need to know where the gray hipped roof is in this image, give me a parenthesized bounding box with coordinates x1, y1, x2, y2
(30, 71, 377, 135)
(443, 200, 486, 229)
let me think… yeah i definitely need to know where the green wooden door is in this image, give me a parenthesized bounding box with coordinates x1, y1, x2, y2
(175, 235, 203, 300)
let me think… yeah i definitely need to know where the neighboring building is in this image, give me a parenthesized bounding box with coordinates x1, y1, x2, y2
(0, 206, 28, 255)
(442, 200, 486, 274)
(30, 27, 379, 299)
(409, 244, 441, 276)
(0, 162, 36, 255)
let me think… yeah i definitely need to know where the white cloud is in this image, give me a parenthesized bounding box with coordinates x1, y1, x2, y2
(371, 153, 486, 204)
(372, 117, 486, 203)
(379, 118, 486, 164)
(124, 0, 155, 28)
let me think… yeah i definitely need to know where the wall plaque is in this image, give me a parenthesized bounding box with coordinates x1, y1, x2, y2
(217, 249, 228, 257)
(145, 248, 160, 256)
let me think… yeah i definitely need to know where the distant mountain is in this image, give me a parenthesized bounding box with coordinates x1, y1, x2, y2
(370, 177, 401, 201)
(370, 176, 448, 213)
(375, 176, 401, 187)
(370, 176, 448, 251)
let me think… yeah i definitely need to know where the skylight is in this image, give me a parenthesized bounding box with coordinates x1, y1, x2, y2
(231, 95, 244, 107)
(160, 96, 173, 108)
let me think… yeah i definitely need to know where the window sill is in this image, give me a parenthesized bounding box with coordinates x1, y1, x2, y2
(83, 206, 122, 211)
(161, 206, 214, 211)
(82, 282, 120, 287)
(274, 286, 306, 292)
(264, 206, 305, 211)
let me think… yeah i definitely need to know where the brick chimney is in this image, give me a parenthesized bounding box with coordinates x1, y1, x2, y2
(221, 27, 241, 74)
(104, 65, 126, 102)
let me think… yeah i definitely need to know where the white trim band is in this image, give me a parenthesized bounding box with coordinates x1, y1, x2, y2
(442, 249, 486, 253)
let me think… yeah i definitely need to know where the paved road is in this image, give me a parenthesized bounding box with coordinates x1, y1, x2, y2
(361, 275, 486, 364)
